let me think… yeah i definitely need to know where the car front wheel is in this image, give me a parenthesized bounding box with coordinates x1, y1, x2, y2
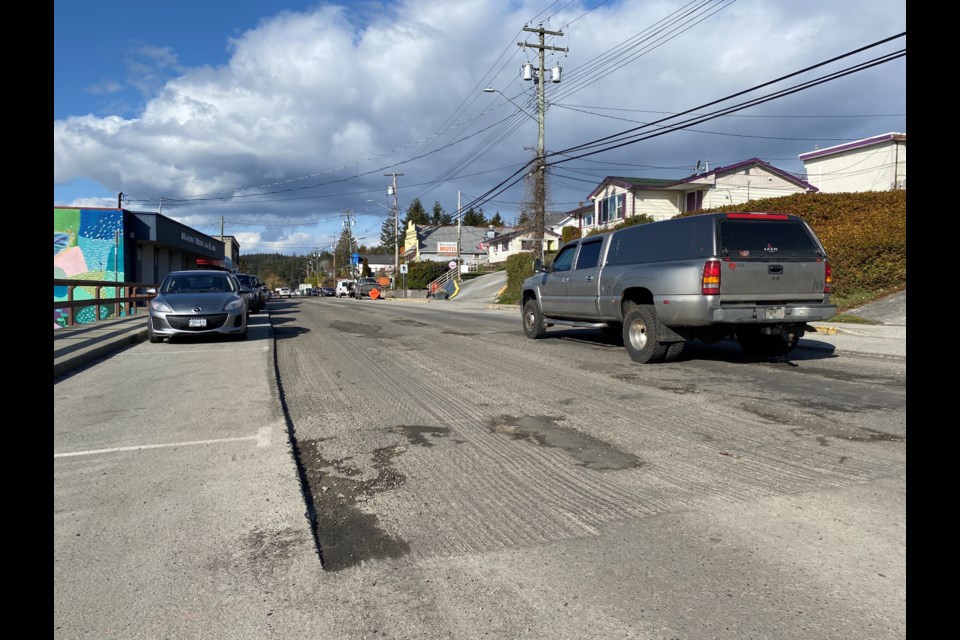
(522, 299, 547, 339)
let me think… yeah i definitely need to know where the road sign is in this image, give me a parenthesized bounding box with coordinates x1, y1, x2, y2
(399, 264, 408, 274)
(351, 253, 360, 265)
(448, 261, 457, 270)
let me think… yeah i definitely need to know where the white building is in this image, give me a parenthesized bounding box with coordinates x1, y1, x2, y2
(799, 132, 906, 193)
(579, 158, 817, 233)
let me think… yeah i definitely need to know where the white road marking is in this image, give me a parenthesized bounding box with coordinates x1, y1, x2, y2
(54, 435, 259, 458)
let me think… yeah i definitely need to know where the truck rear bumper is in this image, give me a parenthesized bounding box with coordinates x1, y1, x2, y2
(710, 303, 837, 324)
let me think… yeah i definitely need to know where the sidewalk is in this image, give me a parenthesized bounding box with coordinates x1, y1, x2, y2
(54, 314, 149, 379)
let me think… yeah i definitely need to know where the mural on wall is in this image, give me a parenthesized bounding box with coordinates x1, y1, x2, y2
(53, 208, 125, 328)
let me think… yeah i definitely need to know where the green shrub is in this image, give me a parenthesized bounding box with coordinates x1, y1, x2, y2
(404, 260, 448, 289)
(561, 226, 582, 245)
(497, 252, 537, 305)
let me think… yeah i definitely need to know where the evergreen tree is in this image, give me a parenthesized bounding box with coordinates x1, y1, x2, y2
(379, 216, 397, 254)
(431, 200, 445, 224)
(462, 207, 488, 227)
(402, 197, 430, 229)
(489, 212, 505, 227)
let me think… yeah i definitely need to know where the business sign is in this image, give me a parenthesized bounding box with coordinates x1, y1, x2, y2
(437, 242, 458, 255)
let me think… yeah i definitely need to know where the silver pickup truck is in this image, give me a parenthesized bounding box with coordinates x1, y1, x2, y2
(520, 212, 837, 363)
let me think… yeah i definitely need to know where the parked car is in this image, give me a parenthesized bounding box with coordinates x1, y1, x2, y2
(234, 273, 264, 313)
(147, 270, 249, 343)
(277, 287, 292, 298)
(336, 280, 356, 298)
(320, 286, 335, 297)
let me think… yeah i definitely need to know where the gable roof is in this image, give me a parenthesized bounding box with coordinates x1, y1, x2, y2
(798, 132, 906, 162)
(481, 227, 561, 247)
(588, 158, 817, 199)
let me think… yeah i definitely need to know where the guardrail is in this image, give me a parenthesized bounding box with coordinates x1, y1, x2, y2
(54, 279, 158, 327)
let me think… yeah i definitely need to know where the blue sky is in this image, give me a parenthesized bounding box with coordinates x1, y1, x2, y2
(54, 0, 906, 255)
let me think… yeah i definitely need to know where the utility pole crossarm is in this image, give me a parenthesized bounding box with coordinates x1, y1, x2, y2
(517, 42, 568, 53)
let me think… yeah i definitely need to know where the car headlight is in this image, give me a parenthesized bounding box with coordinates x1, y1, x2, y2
(150, 299, 174, 313)
(225, 299, 244, 311)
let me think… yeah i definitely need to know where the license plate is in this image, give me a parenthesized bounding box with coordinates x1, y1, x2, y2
(765, 307, 785, 320)
(189, 317, 207, 327)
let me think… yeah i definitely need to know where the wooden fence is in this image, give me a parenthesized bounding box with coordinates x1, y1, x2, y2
(54, 279, 158, 327)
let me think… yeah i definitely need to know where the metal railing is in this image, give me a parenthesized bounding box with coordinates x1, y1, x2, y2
(54, 279, 158, 327)
(426, 266, 460, 297)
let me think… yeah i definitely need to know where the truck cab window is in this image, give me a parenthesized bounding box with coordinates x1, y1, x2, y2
(551, 246, 577, 272)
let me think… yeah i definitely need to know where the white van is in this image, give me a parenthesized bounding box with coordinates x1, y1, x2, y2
(336, 280, 356, 298)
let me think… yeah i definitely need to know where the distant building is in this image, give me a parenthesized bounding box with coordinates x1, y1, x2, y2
(799, 132, 906, 193)
(485, 227, 562, 264)
(402, 221, 516, 268)
(54, 206, 228, 326)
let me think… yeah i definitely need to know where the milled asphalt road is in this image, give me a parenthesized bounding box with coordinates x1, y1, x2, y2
(54, 281, 905, 639)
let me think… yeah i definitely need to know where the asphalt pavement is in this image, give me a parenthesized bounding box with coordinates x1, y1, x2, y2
(53, 287, 906, 379)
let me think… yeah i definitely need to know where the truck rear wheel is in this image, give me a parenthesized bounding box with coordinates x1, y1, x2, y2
(522, 300, 547, 339)
(623, 305, 668, 364)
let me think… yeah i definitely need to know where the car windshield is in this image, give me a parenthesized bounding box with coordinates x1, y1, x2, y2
(162, 274, 236, 293)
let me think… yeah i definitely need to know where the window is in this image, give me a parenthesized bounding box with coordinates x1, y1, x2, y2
(574, 240, 603, 270)
(598, 193, 625, 224)
(551, 245, 577, 272)
(521, 240, 538, 251)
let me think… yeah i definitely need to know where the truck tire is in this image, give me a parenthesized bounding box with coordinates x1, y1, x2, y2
(623, 305, 668, 364)
(736, 327, 794, 358)
(522, 299, 547, 339)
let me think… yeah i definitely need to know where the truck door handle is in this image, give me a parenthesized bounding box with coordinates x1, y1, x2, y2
(768, 265, 783, 275)
(585, 275, 593, 281)
(561, 277, 569, 283)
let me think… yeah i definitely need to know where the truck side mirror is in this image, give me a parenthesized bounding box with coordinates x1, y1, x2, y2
(533, 258, 543, 273)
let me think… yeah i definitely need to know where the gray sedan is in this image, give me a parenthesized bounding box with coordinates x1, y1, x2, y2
(147, 270, 249, 343)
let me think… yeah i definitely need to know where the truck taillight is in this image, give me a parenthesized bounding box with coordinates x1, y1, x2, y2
(701, 260, 721, 295)
(824, 260, 832, 293)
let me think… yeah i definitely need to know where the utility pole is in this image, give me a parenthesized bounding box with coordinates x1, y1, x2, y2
(385, 172, 403, 292)
(519, 23, 567, 262)
(340, 211, 356, 280)
(457, 190, 462, 278)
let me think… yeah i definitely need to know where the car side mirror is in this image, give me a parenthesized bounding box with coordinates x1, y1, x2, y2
(533, 258, 544, 273)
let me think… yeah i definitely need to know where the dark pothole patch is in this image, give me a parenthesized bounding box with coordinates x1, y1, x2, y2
(299, 438, 411, 571)
(739, 403, 905, 444)
(487, 415, 642, 471)
(390, 425, 455, 448)
(440, 330, 477, 337)
(788, 426, 905, 444)
(328, 321, 381, 337)
(392, 318, 430, 328)
(653, 382, 700, 395)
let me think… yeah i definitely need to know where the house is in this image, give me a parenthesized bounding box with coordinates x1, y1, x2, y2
(799, 132, 906, 193)
(485, 227, 563, 264)
(356, 253, 394, 275)
(578, 158, 817, 233)
(402, 221, 516, 268)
